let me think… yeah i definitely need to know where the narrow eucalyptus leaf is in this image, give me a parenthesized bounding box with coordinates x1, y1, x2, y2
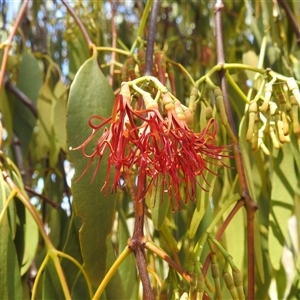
(66, 52, 116, 286)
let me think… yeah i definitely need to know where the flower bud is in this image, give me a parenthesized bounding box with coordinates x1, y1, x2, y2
(260, 83, 272, 112)
(246, 102, 258, 142)
(175, 100, 185, 121)
(287, 77, 300, 106)
(162, 93, 175, 111)
(290, 95, 300, 135)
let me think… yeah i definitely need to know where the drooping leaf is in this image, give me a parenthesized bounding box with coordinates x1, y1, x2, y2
(20, 206, 39, 276)
(224, 202, 245, 272)
(0, 172, 23, 299)
(53, 80, 68, 153)
(67, 29, 90, 81)
(66, 50, 116, 286)
(105, 236, 126, 299)
(0, 213, 23, 300)
(0, 88, 13, 145)
(268, 144, 296, 270)
(71, 267, 91, 300)
(117, 207, 137, 299)
(242, 50, 259, 82)
(42, 258, 65, 300)
(239, 116, 257, 202)
(14, 52, 42, 155)
(146, 174, 170, 231)
(275, 262, 287, 299)
(189, 162, 217, 239)
(34, 83, 55, 162)
(61, 215, 84, 290)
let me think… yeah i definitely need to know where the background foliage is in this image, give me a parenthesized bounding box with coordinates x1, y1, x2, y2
(0, 0, 300, 299)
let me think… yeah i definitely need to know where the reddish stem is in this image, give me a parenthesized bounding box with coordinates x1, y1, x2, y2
(214, 1, 258, 299)
(0, 0, 29, 92)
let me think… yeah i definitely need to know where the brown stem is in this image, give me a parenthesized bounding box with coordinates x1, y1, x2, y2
(214, 1, 258, 299)
(61, 0, 93, 49)
(0, 0, 29, 92)
(277, 0, 300, 47)
(126, 172, 154, 300)
(144, 0, 160, 75)
(202, 199, 245, 276)
(145, 241, 191, 283)
(25, 186, 60, 209)
(127, 2, 162, 298)
(5, 77, 38, 118)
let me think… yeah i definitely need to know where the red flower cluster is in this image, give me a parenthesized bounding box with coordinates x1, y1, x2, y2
(74, 83, 226, 211)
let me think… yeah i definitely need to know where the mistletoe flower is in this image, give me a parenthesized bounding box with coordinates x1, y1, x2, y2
(72, 84, 139, 193)
(74, 83, 227, 211)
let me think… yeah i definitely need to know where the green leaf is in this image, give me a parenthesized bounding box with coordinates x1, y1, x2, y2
(67, 30, 90, 81)
(61, 215, 84, 290)
(189, 162, 217, 238)
(117, 208, 137, 299)
(0, 173, 23, 299)
(42, 259, 65, 300)
(254, 219, 264, 284)
(20, 206, 39, 276)
(66, 51, 116, 286)
(224, 202, 245, 271)
(105, 237, 126, 299)
(71, 270, 91, 300)
(146, 174, 170, 231)
(0, 213, 23, 299)
(53, 80, 68, 153)
(238, 116, 257, 202)
(275, 262, 287, 299)
(242, 50, 259, 81)
(14, 52, 42, 155)
(268, 144, 296, 270)
(0, 88, 13, 145)
(34, 83, 55, 161)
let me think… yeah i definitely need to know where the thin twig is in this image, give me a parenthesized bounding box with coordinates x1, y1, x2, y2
(214, 1, 258, 299)
(0, 0, 29, 92)
(61, 0, 93, 49)
(277, 0, 300, 47)
(127, 2, 161, 299)
(109, 0, 117, 86)
(144, 0, 160, 75)
(25, 186, 61, 209)
(5, 77, 38, 118)
(202, 199, 245, 276)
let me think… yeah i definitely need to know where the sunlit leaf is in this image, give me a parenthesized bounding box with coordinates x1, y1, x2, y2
(20, 206, 39, 276)
(242, 50, 259, 82)
(53, 80, 68, 153)
(268, 144, 296, 270)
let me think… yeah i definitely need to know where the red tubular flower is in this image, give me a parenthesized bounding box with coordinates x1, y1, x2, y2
(72, 87, 139, 194)
(74, 84, 227, 211)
